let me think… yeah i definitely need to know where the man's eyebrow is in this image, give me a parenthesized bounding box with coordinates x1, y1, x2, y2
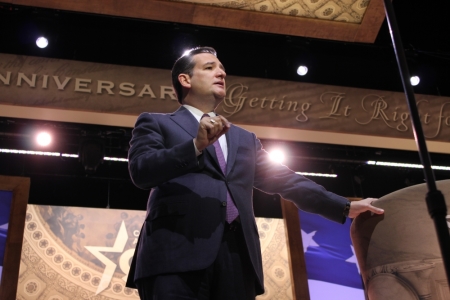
(203, 61, 226, 72)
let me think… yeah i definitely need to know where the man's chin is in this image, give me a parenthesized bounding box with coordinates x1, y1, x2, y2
(215, 94, 226, 103)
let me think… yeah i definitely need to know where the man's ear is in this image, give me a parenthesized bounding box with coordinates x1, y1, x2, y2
(178, 74, 191, 89)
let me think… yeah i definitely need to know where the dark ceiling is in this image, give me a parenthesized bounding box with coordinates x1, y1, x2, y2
(1, 1, 450, 213)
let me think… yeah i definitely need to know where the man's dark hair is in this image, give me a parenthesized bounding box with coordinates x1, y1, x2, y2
(171, 46, 217, 104)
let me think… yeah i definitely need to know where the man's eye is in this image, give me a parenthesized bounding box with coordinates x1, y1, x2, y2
(205, 66, 212, 70)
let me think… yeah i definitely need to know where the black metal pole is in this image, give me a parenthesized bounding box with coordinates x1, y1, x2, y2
(383, 0, 450, 287)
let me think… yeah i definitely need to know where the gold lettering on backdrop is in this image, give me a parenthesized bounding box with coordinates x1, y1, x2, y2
(138, 84, 156, 98)
(0, 70, 176, 100)
(249, 97, 259, 108)
(261, 97, 269, 109)
(75, 78, 92, 93)
(119, 82, 135, 97)
(223, 84, 248, 116)
(286, 101, 298, 111)
(160, 86, 177, 100)
(3, 53, 450, 141)
(426, 102, 450, 138)
(0, 71, 11, 85)
(222, 83, 302, 117)
(417, 100, 432, 125)
(17, 72, 37, 87)
(53, 76, 71, 90)
(270, 97, 280, 109)
(319, 92, 347, 119)
(296, 103, 311, 122)
(397, 112, 409, 132)
(355, 94, 396, 128)
(42, 75, 49, 89)
(97, 80, 114, 95)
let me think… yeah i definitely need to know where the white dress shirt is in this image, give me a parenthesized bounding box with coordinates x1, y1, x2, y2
(183, 104, 228, 162)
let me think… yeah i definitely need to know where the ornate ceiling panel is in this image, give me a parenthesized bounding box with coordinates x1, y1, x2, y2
(168, 0, 370, 24)
(10, 0, 384, 43)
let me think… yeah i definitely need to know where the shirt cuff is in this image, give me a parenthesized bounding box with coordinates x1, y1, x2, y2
(343, 201, 351, 218)
(193, 139, 202, 156)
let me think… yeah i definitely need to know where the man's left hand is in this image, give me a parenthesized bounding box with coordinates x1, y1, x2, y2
(348, 198, 384, 219)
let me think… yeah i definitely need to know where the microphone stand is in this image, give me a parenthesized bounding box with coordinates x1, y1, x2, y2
(383, 0, 450, 287)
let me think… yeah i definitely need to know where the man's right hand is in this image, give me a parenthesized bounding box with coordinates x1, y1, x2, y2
(194, 115, 231, 152)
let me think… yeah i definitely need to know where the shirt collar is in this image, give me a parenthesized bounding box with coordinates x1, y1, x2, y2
(183, 104, 215, 122)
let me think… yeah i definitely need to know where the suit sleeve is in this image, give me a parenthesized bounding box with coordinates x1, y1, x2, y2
(252, 135, 347, 223)
(128, 113, 203, 190)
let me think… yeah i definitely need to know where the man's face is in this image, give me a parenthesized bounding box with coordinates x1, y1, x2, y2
(187, 53, 226, 102)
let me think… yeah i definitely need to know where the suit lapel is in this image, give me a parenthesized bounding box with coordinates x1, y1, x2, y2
(169, 106, 199, 138)
(170, 106, 220, 168)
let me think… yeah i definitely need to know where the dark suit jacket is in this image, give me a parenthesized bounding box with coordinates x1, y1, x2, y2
(126, 106, 348, 294)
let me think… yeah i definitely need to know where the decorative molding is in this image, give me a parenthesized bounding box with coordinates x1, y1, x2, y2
(9, 0, 385, 43)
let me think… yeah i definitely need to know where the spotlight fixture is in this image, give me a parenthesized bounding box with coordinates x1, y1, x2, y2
(367, 160, 450, 171)
(410, 75, 420, 86)
(1, 148, 128, 162)
(269, 149, 285, 164)
(35, 132, 52, 147)
(297, 65, 308, 76)
(36, 37, 49, 49)
(296, 172, 337, 178)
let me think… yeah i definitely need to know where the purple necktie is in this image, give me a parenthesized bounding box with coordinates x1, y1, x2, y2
(202, 114, 239, 223)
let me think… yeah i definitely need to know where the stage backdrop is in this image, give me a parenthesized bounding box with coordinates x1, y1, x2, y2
(16, 204, 364, 300)
(1, 53, 450, 153)
(16, 205, 293, 300)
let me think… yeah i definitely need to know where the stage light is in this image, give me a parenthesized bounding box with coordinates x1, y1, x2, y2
(36, 37, 49, 49)
(269, 149, 285, 164)
(297, 65, 308, 76)
(0, 148, 128, 162)
(296, 172, 337, 178)
(0, 148, 60, 156)
(104, 157, 128, 162)
(366, 160, 450, 171)
(36, 132, 52, 146)
(410, 76, 420, 86)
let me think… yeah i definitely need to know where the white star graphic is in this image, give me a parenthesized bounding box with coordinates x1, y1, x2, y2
(301, 230, 319, 253)
(345, 245, 360, 274)
(85, 221, 128, 295)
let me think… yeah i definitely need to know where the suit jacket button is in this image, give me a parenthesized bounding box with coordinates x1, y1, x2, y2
(221, 201, 227, 207)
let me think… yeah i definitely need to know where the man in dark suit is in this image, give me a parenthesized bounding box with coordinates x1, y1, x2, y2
(127, 46, 384, 299)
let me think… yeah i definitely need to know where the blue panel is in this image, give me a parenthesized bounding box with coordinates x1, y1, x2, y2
(299, 210, 364, 298)
(0, 190, 13, 276)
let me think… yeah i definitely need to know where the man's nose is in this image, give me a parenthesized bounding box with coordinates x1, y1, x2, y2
(217, 68, 226, 78)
